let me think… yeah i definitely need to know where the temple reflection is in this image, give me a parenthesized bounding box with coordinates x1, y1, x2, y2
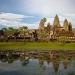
(0, 50, 75, 75)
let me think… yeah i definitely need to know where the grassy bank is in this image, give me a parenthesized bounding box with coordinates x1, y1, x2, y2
(0, 42, 75, 50)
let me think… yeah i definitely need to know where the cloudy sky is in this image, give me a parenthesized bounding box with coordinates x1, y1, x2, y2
(0, 0, 75, 29)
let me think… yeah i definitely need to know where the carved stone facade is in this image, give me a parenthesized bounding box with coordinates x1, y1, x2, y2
(39, 15, 74, 38)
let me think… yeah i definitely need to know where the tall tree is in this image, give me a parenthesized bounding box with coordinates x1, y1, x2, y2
(19, 26, 28, 42)
(0, 30, 4, 42)
(39, 18, 47, 39)
(33, 30, 38, 41)
(2, 28, 7, 36)
(0, 30, 4, 36)
(39, 18, 46, 33)
(5, 27, 15, 37)
(14, 30, 20, 41)
(19, 26, 28, 36)
(68, 22, 72, 31)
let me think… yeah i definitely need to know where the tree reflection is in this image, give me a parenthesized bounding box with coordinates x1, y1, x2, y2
(0, 50, 74, 74)
(20, 56, 29, 66)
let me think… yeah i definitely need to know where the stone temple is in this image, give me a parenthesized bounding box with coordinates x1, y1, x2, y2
(39, 15, 74, 40)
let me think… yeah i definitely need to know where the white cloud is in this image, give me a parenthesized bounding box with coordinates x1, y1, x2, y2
(0, 12, 34, 22)
(0, 12, 24, 21)
(0, 12, 75, 29)
(0, 0, 75, 28)
(24, 0, 75, 17)
(22, 0, 75, 28)
(0, 12, 36, 29)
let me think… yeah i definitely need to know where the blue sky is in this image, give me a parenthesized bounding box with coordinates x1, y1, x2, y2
(0, 0, 75, 29)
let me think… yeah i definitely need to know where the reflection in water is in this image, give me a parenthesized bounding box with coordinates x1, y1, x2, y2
(58, 61, 68, 75)
(0, 50, 75, 75)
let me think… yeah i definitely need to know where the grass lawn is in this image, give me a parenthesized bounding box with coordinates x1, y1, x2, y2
(0, 42, 75, 50)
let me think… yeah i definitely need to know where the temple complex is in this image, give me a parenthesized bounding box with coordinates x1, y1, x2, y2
(39, 15, 74, 40)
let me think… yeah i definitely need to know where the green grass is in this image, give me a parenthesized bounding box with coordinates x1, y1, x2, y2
(0, 42, 75, 50)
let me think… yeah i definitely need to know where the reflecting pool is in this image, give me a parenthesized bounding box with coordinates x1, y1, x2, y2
(0, 50, 75, 75)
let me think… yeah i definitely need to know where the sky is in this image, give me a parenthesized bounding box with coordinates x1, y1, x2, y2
(0, 0, 75, 29)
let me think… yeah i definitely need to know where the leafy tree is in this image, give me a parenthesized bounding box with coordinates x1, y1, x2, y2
(39, 32, 48, 40)
(0, 30, 4, 41)
(0, 30, 4, 36)
(33, 30, 38, 41)
(2, 27, 15, 37)
(68, 22, 72, 31)
(42, 17, 46, 22)
(19, 26, 28, 37)
(14, 30, 20, 41)
(39, 18, 46, 33)
(58, 36, 67, 45)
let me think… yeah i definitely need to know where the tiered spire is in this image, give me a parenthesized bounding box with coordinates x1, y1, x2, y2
(53, 14, 60, 27)
(63, 19, 68, 31)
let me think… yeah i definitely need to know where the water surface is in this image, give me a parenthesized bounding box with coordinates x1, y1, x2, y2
(0, 50, 75, 75)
